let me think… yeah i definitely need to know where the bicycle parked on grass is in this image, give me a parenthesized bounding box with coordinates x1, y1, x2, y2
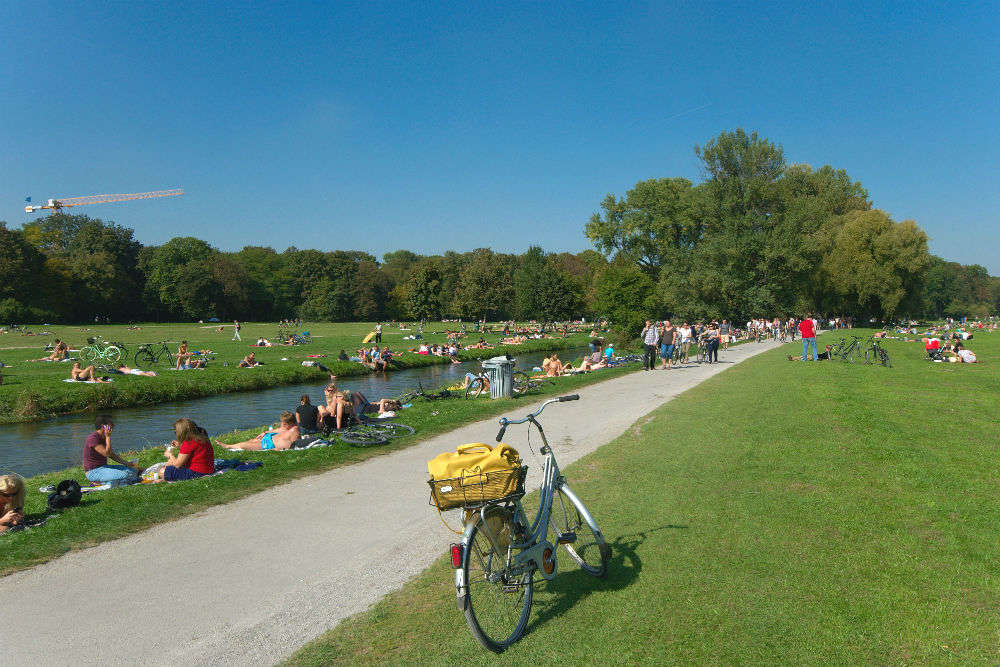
(396, 381, 453, 403)
(80, 337, 127, 365)
(133, 341, 173, 368)
(865, 338, 892, 367)
(464, 363, 537, 399)
(441, 395, 610, 652)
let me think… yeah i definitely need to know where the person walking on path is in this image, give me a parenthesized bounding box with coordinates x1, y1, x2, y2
(799, 314, 818, 361)
(375, 322, 382, 346)
(232, 320, 241, 341)
(83, 415, 141, 487)
(719, 320, 731, 350)
(659, 320, 677, 370)
(641, 320, 659, 371)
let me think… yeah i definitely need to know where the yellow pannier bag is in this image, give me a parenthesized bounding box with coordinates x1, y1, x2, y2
(428, 443, 523, 510)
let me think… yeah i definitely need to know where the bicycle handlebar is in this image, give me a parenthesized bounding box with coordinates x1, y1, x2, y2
(495, 395, 580, 441)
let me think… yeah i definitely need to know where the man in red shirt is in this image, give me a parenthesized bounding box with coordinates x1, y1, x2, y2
(799, 315, 818, 361)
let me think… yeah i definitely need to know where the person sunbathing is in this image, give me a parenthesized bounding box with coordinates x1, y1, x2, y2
(256, 337, 272, 347)
(948, 342, 978, 363)
(546, 353, 572, 377)
(578, 351, 607, 372)
(115, 365, 158, 377)
(32, 339, 69, 362)
(317, 383, 354, 430)
(238, 351, 257, 368)
(175, 341, 193, 369)
(0, 473, 26, 534)
(70, 362, 109, 382)
(218, 411, 300, 451)
(155, 418, 215, 480)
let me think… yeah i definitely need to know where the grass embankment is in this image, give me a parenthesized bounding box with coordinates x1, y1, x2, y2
(0, 321, 592, 423)
(1, 359, 638, 576)
(286, 329, 1000, 665)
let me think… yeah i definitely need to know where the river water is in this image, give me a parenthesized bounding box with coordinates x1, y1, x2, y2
(2, 348, 589, 477)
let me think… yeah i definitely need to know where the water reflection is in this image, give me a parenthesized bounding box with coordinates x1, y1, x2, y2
(2, 348, 587, 477)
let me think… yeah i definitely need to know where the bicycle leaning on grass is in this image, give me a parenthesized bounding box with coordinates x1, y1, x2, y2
(443, 395, 610, 652)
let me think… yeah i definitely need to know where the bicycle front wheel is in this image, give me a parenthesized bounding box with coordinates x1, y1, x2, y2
(550, 484, 609, 577)
(373, 423, 414, 439)
(338, 425, 388, 446)
(464, 508, 533, 653)
(80, 346, 98, 364)
(134, 349, 155, 368)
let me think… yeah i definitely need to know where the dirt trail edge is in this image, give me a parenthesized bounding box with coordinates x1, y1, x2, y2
(2, 340, 784, 667)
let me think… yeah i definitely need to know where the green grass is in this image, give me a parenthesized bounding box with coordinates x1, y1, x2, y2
(1, 360, 639, 575)
(285, 328, 1000, 665)
(0, 321, 593, 423)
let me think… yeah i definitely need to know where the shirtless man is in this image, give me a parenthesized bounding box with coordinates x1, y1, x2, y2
(70, 362, 109, 382)
(32, 339, 69, 362)
(218, 411, 300, 451)
(175, 341, 193, 369)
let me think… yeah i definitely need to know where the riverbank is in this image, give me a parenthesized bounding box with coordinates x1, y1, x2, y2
(0, 321, 594, 424)
(1, 357, 638, 575)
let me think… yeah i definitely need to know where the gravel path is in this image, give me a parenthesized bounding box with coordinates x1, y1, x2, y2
(1, 339, 782, 666)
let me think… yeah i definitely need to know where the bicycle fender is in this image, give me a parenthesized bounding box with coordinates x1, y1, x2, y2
(455, 566, 468, 612)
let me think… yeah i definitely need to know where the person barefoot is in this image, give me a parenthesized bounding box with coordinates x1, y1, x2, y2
(71, 362, 108, 382)
(218, 411, 299, 450)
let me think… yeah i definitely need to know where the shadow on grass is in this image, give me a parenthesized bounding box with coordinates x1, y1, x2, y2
(526, 525, 688, 635)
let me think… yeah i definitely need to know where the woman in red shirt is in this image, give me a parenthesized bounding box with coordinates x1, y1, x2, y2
(156, 418, 215, 482)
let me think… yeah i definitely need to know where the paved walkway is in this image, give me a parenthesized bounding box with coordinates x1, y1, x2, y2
(1, 340, 783, 666)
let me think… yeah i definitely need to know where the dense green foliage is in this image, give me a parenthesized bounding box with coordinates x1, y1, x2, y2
(587, 129, 998, 330)
(1, 129, 995, 327)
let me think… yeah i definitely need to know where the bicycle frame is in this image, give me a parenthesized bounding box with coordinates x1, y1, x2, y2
(455, 396, 599, 609)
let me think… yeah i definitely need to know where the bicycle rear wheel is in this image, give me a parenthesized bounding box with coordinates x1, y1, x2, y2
(550, 484, 609, 577)
(338, 425, 388, 446)
(134, 349, 155, 368)
(80, 346, 98, 364)
(104, 346, 123, 365)
(373, 423, 414, 439)
(879, 348, 892, 368)
(463, 507, 533, 653)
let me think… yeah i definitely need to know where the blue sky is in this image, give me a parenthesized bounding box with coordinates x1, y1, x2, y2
(1, 2, 997, 272)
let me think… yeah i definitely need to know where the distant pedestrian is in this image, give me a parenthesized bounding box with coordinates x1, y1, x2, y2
(375, 322, 382, 345)
(799, 314, 818, 361)
(641, 320, 659, 371)
(232, 320, 241, 341)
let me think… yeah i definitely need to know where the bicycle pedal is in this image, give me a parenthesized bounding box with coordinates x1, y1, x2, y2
(557, 532, 576, 545)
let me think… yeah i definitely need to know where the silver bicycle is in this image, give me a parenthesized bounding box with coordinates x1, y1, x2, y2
(452, 395, 610, 652)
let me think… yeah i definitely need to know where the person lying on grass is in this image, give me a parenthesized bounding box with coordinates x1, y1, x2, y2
(946, 342, 978, 363)
(31, 339, 69, 362)
(0, 473, 26, 534)
(83, 415, 141, 486)
(218, 411, 300, 451)
(114, 365, 158, 377)
(70, 362, 109, 382)
(154, 418, 215, 481)
(578, 350, 607, 372)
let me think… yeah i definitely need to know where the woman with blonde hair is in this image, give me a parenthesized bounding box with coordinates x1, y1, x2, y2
(156, 418, 215, 481)
(0, 473, 26, 533)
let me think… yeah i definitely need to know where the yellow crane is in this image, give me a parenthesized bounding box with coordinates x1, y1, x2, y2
(25, 188, 184, 214)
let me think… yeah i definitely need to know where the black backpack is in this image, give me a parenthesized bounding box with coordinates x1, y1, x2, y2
(48, 479, 82, 511)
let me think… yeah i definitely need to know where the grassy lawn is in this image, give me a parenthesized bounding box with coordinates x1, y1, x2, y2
(286, 328, 1000, 665)
(0, 321, 592, 423)
(1, 359, 639, 575)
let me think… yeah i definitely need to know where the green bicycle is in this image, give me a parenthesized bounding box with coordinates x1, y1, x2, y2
(80, 337, 127, 365)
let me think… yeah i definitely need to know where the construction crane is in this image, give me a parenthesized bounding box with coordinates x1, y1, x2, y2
(25, 188, 184, 214)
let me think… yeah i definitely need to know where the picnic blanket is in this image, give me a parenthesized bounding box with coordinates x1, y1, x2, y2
(62, 378, 113, 384)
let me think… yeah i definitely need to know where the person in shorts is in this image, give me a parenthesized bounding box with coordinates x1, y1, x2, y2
(218, 411, 300, 451)
(659, 320, 677, 370)
(719, 320, 731, 350)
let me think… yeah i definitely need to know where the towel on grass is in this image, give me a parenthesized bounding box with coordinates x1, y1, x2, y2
(61, 378, 112, 383)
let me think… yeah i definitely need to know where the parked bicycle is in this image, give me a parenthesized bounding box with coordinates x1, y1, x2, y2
(464, 363, 535, 399)
(443, 395, 610, 652)
(133, 341, 173, 368)
(80, 337, 127, 365)
(397, 381, 452, 403)
(865, 338, 892, 367)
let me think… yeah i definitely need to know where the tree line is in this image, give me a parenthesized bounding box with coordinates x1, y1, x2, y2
(1, 129, 996, 329)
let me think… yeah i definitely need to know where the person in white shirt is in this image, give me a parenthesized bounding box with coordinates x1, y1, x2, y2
(641, 320, 659, 370)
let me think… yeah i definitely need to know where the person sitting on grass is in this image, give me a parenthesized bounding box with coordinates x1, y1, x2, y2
(0, 473, 26, 534)
(155, 418, 215, 481)
(317, 383, 354, 430)
(83, 415, 141, 486)
(70, 362, 109, 382)
(32, 339, 69, 362)
(947, 342, 978, 363)
(238, 351, 257, 368)
(546, 353, 572, 377)
(578, 350, 607, 372)
(462, 371, 489, 390)
(338, 349, 350, 362)
(175, 341, 194, 369)
(296, 394, 319, 434)
(218, 411, 300, 451)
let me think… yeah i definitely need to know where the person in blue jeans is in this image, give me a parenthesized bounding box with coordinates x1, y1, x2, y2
(799, 316, 818, 361)
(83, 415, 141, 487)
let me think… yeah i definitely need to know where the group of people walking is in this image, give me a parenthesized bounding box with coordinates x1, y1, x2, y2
(641, 320, 722, 370)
